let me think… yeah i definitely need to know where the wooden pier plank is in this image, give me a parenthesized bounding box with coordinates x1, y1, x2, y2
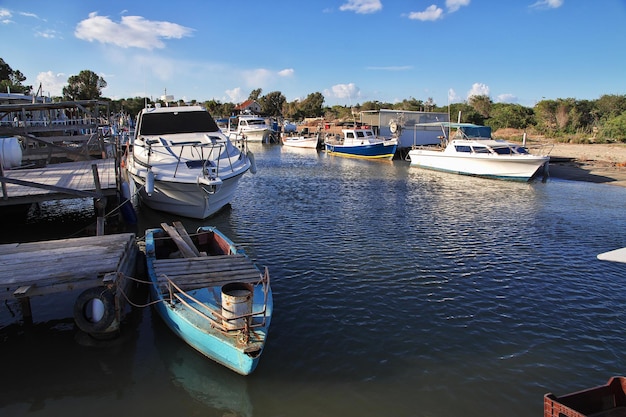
(0, 158, 118, 205)
(0, 233, 137, 301)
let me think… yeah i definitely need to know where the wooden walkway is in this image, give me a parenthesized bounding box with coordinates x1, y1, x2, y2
(0, 233, 137, 322)
(0, 158, 118, 207)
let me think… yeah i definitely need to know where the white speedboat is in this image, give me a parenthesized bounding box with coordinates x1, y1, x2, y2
(324, 126, 398, 159)
(126, 105, 255, 219)
(231, 114, 272, 143)
(407, 123, 550, 181)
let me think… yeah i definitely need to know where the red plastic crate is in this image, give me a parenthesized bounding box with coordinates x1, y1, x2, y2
(545, 377, 626, 417)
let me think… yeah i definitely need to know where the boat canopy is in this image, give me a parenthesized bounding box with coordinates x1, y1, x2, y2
(455, 125, 492, 139)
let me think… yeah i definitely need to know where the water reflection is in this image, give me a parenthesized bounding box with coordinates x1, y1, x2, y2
(152, 314, 253, 417)
(2, 144, 626, 417)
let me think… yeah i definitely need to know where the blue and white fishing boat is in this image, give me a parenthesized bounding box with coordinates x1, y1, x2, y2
(145, 222, 272, 375)
(324, 126, 398, 159)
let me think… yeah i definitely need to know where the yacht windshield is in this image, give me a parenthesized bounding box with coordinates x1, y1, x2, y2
(139, 111, 220, 135)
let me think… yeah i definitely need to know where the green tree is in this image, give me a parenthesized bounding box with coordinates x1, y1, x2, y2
(259, 91, 286, 117)
(299, 92, 325, 118)
(598, 111, 626, 142)
(249, 88, 262, 101)
(489, 103, 534, 130)
(534, 99, 558, 135)
(595, 94, 626, 120)
(468, 95, 492, 118)
(63, 70, 107, 100)
(395, 97, 425, 111)
(0, 58, 32, 94)
(449, 102, 484, 125)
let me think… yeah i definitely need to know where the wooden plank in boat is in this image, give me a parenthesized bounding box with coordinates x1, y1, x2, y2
(153, 255, 261, 291)
(153, 255, 258, 275)
(172, 221, 201, 257)
(153, 254, 254, 272)
(160, 222, 200, 258)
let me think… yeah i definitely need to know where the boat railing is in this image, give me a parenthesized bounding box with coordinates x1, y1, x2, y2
(526, 142, 555, 156)
(160, 267, 270, 335)
(143, 136, 248, 179)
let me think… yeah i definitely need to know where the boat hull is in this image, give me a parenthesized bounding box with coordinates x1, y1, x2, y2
(128, 165, 248, 219)
(408, 149, 549, 181)
(240, 128, 271, 142)
(324, 142, 397, 159)
(149, 286, 272, 375)
(283, 136, 319, 148)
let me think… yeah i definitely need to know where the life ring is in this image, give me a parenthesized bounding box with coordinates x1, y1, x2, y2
(73, 286, 117, 333)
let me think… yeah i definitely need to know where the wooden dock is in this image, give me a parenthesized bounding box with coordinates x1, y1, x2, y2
(0, 158, 118, 206)
(0, 233, 138, 332)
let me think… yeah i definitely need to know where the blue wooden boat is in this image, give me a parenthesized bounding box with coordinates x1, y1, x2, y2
(145, 222, 272, 375)
(324, 126, 398, 159)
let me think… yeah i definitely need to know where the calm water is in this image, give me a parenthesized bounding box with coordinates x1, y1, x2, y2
(2, 143, 626, 417)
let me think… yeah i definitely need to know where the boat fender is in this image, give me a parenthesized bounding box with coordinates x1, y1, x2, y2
(146, 169, 155, 196)
(247, 151, 257, 174)
(73, 286, 117, 334)
(119, 182, 138, 224)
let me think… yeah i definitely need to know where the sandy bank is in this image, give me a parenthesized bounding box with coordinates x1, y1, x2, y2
(543, 142, 626, 187)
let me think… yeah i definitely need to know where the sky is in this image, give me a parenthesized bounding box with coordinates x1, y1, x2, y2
(1, 0, 625, 108)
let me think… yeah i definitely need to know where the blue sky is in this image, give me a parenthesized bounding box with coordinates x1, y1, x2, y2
(1, 0, 624, 108)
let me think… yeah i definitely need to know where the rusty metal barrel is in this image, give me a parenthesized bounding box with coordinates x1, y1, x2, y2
(221, 282, 252, 330)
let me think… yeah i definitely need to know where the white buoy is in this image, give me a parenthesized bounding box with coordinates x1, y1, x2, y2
(90, 298, 105, 323)
(146, 169, 155, 196)
(0, 137, 22, 169)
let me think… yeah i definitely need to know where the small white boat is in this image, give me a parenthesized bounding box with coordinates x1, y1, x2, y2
(145, 222, 272, 375)
(407, 123, 550, 181)
(126, 105, 254, 219)
(282, 129, 320, 149)
(324, 126, 398, 159)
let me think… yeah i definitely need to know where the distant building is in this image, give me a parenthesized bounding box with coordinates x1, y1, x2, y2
(234, 99, 262, 114)
(360, 109, 450, 149)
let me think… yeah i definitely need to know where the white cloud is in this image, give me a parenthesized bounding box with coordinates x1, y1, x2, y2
(19, 12, 41, 19)
(446, 0, 470, 13)
(36, 71, 67, 97)
(225, 87, 245, 103)
(278, 68, 294, 77)
(496, 93, 518, 103)
(529, 0, 563, 9)
(339, 0, 382, 14)
(35, 29, 60, 39)
(0, 8, 13, 24)
(448, 88, 461, 103)
(408, 0, 469, 21)
(408, 5, 444, 21)
(467, 82, 490, 98)
(324, 83, 360, 101)
(74, 12, 193, 50)
(241, 68, 273, 88)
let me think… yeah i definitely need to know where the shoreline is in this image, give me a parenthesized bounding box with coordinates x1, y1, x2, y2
(544, 142, 626, 187)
